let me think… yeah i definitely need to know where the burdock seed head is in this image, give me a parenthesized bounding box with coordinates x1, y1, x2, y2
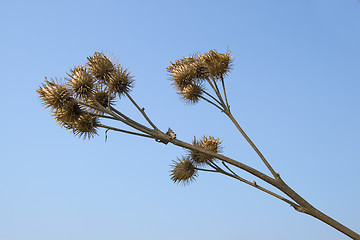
(199, 50, 233, 80)
(170, 64, 195, 89)
(72, 113, 99, 139)
(68, 65, 94, 99)
(53, 100, 84, 127)
(179, 83, 203, 104)
(87, 52, 115, 83)
(170, 157, 197, 185)
(85, 87, 115, 113)
(37, 78, 73, 110)
(167, 55, 208, 90)
(190, 136, 222, 165)
(108, 65, 134, 97)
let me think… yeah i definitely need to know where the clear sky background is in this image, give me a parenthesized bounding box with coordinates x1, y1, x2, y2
(1, 0, 359, 239)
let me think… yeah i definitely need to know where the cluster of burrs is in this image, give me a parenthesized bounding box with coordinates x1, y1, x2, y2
(167, 50, 236, 185)
(37, 52, 136, 139)
(37, 52, 174, 144)
(167, 49, 233, 111)
(37, 50, 233, 185)
(170, 136, 222, 185)
(37, 51, 360, 239)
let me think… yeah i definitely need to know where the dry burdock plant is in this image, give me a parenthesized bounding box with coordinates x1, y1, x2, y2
(37, 50, 359, 240)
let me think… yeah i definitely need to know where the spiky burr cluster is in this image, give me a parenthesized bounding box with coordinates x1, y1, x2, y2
(170, 135, 222, 185)
(38, 50, 226, 185)
(167, 50, 232, 104)
(36, 50, 360, 238)
(168, 50, 230, 185)
(37, 52, 133, 139)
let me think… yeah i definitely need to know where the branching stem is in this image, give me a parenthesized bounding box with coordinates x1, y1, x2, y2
(225, 110, 279, 179)
(98, 124, 154, 139)
(90, 113, 117, 121)
(206, 79, 226, 108)
(220, 76, 230, 109)
(202, 89, 224, 106)
(89, 95, 156, 138)
(125, 92, 159, 130)
(109, 106, 154, 134)
(195, 167, 217, 173)
(199, 96, 224, 112)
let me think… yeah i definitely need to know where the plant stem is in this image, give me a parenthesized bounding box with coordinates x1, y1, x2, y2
(219, 162, 300, 208)
(225, 110, 279, 179)
(125, 92, 159, 130)
(220, 76, 230, 109)
(199, 96, 224, 112)
(98, 124, 154, 139)
(276, 178, 360, 240)
(202, 89, 224, 106)
(206, 79, 226, 107)
(89, 95, 156, 138)
(168, 137, 360, 240)
(195, 167, 217, 173)
(109, 106, 155, 134)
(90, 113, 117, 121)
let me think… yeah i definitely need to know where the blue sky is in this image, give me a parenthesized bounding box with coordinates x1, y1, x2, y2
(1, 0, 359, 239)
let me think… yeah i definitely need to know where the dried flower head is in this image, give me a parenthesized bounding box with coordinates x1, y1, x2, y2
(170, 157, 197, 185)
(37, 78, 73, 110)
(170, 64, 196, 89)
(190, 136, 222, 165)
(87, 52, 115, 83)
(53, 100, 83, 127)
(167, 56, 208, 90)
(73, 113, 99, 139)
(179, 83, 203, 104)
(68, 66, 94, 98)
(85, 87, 115, 113)
(199, 50, 233, 79)
(108, 66, 134, 97)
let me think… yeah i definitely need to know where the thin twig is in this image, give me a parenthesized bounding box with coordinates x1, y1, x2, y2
(124, 92, 159, 130)
(222, 161, 239, 177)
(207, 161, 222, 172)
(220, 76, 230, 109)
(109, 106, 154, 133)
(199, 96, 224, 112)
(89, 113, 117, 121)
(202, 89, 224, 106)
(206, 79, 226, 108)
(198, 159, 299, 208)
(194, 167, 217, 173)
(212, 80, 222, 99)
(226, 111, 279, 179)
(78, 101, 108, 114)
(210, 161, 298, 208)
(218, 167, 299, 208)
(98, 124, 155, 139)
(89, 95, 156, 138)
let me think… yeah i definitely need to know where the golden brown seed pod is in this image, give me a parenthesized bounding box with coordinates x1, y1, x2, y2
(108, 66, 134, 97)
(198, 50, 233, 80)
(167, 56, 196, 73)
(179, 83, 203, 104)
(170, 157, 197, 185)
(87, 52, 115, 83)
(85, 87, 115, 114)
(37, 78, 73, 110)
(68, 66, 94, 99)
(53, 100, 83, 127)
(190, 136, 222, 165)
(72, 113, 99, 139)
(167, 56, 208, 89)
(170, 64, 196, 89)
